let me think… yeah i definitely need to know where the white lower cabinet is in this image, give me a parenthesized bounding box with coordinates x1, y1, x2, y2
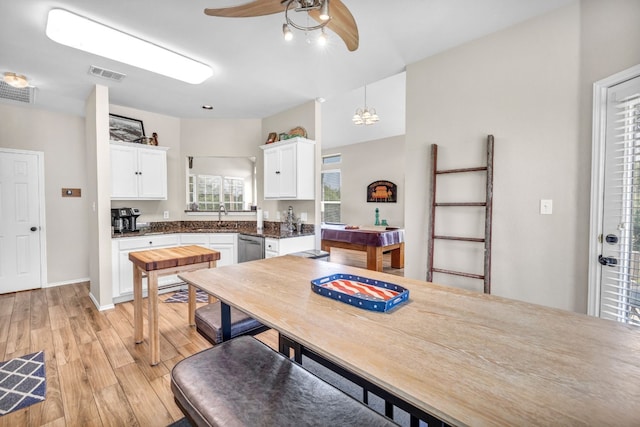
(112, 235, 181, 303)
(180, 233, 237, 267)
(265, 235, 315, 259)
(112, 233, 238, 303)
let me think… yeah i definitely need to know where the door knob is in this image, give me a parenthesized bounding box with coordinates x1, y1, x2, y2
(30, 226, 38, 232)
(605, 234, 618, 244)
(598, 255, 618, 266)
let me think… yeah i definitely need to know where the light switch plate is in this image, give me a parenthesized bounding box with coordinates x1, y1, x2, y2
(540, 199, 553, 215)
(61, 188, 81, 197)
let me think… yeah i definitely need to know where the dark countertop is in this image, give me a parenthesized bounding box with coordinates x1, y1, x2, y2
(112, 220, 315, 240)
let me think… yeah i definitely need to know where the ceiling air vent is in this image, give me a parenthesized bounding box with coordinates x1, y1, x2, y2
(88, 65, 126, 82)
(0, 80, 36, 104)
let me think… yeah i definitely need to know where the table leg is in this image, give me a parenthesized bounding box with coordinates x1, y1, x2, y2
(221, 302, 231, 342)
(208, 260, 218, 304)
(188, 285, 196, 326)
(391, 243, 405, 268)
(367, 246, 384, 271)
(133, 266, 143, 344)
(148, 271, 160, 366)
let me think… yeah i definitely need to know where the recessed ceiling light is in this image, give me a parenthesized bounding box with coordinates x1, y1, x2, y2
(45, 9, 213, 84)
(202, 105, 213, 110)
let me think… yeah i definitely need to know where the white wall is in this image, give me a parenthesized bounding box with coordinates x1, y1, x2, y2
(109, 105, 182, 223)
(404, 0, 640, 313)
(0, 103, 90, 285)
(322, 135, 405, 227)
(261, 101, 318, 227)
(180, 118, 262, 219)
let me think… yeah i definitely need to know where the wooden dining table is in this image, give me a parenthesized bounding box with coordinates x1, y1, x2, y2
(179, 255, 640, 426)
(128, 245, 220, 365)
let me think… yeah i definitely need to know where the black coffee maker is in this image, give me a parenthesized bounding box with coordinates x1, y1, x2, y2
(111, 208, 141, 233)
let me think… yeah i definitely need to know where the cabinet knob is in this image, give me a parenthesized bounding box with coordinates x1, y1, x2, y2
(149, 241, 153, 245)
(275, 171, 280, 174)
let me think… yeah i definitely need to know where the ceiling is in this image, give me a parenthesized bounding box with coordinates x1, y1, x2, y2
(0, 0, 573, 148)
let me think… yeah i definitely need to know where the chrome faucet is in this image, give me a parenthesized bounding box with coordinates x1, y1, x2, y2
(218, 205, 227, 225)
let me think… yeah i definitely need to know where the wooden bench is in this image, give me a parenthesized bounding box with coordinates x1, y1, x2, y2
(171, 336, 398, 427)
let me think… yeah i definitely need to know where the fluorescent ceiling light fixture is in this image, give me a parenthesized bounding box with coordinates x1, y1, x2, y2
(46, 9, 213, 84)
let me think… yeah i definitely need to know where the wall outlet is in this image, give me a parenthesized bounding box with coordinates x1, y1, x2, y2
(263, 211, 268, 219)
(163, 211, 169, 219)
(276, 211, 280, 221)
(300, 212, 308, 222)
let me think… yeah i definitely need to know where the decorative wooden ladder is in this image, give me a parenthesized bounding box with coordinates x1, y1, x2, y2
(427, 135, 494, 294)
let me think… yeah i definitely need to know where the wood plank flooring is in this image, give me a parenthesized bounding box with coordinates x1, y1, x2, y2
(0, 248, 399, 426)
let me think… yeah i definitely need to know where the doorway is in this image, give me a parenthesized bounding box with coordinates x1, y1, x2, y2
(0, 148, 46, 293)
(589, 65, 640, 325)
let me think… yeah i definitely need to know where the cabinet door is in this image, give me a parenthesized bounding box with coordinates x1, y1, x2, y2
(137, 148, 167, 199)
(210, 244, 235, 267)
(263, 147, 281, 198)
(278, 143, 297, 198)
(210, 233, 237, 266)
(110, 145, 138, 198)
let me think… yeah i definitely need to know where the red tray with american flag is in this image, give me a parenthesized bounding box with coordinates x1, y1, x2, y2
(310, 273, 409, 312)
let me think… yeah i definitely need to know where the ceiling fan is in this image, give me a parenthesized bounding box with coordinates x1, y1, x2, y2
(204, 0, 359, 51)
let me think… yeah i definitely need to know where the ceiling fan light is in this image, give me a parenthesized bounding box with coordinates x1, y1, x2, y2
(4, 72, 29, 88)
(283, 23, 293, 41)
(318, 29, 327, 46)
(319, 0, 330, 21)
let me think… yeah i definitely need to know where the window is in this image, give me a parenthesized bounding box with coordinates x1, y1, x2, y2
(188, 174, 244, 211)
(321, 170, 341, 223)
(323, 154, 341, 165)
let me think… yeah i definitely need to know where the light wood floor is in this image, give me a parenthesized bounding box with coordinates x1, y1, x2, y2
(0, 248, 401, 427)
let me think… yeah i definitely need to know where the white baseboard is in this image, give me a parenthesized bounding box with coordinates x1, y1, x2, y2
(45, 277, 91, 288)
(89, 292, 115, 311)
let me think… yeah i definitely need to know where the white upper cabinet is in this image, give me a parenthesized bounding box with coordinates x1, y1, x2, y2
(110, 141, 168, 200)
(260, 137, 315, 200)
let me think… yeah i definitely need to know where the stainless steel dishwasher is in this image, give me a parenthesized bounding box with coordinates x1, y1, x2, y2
(238, 234, 265, 263)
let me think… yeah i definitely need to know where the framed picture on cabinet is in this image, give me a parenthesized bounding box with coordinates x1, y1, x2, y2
(109, 114, 145, 142)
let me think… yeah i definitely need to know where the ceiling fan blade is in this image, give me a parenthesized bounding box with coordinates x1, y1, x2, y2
(204, 0, 285, 17)
(309, 0, 359, 51)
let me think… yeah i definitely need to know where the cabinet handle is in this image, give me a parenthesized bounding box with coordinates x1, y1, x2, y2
(275, 171, 280, 174)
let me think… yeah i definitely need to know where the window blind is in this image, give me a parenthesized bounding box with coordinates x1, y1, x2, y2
(600, 92, 640, 326)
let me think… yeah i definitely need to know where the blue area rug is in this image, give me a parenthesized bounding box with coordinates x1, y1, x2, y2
(0, 351, 46, 416)
(164, 289, 208, 303)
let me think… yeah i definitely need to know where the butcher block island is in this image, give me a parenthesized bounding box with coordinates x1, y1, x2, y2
(129, 245, 220, 365)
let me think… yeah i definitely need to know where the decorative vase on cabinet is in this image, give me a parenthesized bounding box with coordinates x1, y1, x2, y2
(260, 136, 315, 200)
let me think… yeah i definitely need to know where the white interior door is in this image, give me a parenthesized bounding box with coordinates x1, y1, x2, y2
(590, 67, 640, 325)
(0, 149, 44, 293)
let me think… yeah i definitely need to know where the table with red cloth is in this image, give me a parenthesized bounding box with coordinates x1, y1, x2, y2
(321, 225, 404, 271)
